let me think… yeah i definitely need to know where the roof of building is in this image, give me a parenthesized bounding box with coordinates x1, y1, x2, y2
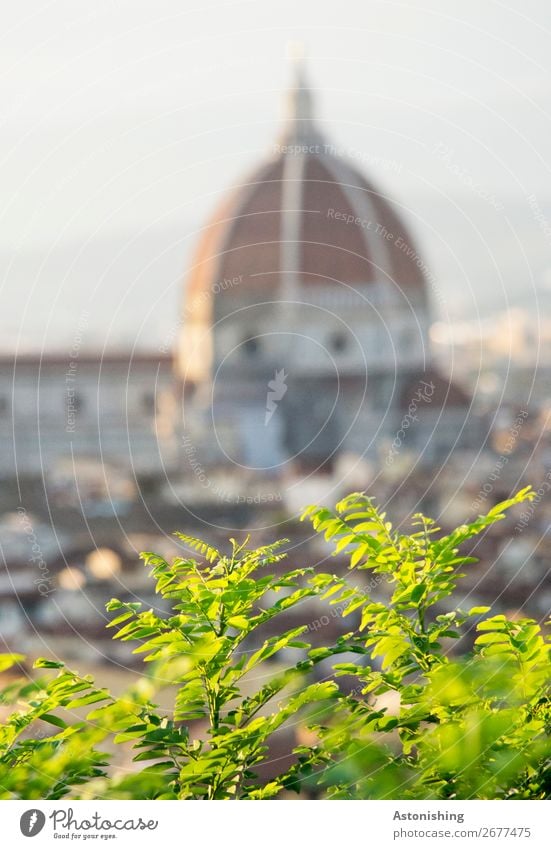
(399, 367, 472, 409)
(0, 352, 172, 369)
(184, 61, 428, 321)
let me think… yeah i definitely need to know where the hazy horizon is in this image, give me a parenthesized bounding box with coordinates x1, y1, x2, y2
(3, 0, 551, 353)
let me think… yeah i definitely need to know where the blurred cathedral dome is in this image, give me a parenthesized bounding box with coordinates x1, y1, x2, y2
(178, 60, 428, 384)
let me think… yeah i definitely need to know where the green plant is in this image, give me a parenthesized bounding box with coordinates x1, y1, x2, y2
(0, 486, 549, 800)
(301, 487, 551, 799)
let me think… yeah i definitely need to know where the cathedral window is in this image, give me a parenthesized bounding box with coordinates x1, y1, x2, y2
(329, 331, 347, 353)
(242, 336, 259, 357)
(142, 392, 156, 415)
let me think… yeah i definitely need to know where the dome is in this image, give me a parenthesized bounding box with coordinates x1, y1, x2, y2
(186, 154, 427, 298)
(179, 62, 429, 384)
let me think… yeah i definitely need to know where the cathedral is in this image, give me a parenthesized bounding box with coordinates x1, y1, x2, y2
(175, 62, 470, 480)
(0, 63, 471, 490)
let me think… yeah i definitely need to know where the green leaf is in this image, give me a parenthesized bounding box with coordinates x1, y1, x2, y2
(411, 582, 426, 603)
(227, 616, 250, 630)
(37, 713, 68, 729)
(33, 658, 65, 669)
(475, 633, 509, 645)
(0, 653, 25, 672)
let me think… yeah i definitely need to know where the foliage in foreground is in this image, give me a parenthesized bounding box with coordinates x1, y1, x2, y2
(0, 486, 549, 799)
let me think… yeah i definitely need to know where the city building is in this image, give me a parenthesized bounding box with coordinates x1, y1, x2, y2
(177, 61, 472, 476)
(0, 63, 472, 489)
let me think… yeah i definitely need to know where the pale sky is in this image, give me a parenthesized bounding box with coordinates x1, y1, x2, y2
(2, 0, 551, 352)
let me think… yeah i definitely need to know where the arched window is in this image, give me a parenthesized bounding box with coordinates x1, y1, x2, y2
(242, 335, 259, 357)
(142, 392, 156, 415)
(329, 331, 348, 353)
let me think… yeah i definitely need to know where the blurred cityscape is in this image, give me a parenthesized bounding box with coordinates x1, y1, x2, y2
(1, 58, 551, 686)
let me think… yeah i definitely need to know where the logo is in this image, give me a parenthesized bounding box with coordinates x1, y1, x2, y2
(20, 810, 46, 837)
(265, 369, 288, 425)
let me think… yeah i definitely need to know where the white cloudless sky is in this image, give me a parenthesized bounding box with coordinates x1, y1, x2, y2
(2, 0, 551, 351)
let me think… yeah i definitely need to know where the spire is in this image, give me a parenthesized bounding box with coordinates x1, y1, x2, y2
(283, 44, 319, 142)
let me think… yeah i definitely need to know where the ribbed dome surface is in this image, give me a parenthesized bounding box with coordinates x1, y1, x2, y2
(186, 150, 427, 306)
(185, 63, 428, 324)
